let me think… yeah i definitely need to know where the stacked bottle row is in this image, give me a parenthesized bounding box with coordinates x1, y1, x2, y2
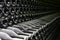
(0, 14, 59, 40)
(0, 0, 55, 28)
(28, 13, 59, 40)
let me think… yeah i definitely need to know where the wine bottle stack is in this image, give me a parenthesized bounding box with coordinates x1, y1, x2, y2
(0, 0, 60, 40)
(0, 0, 58, 28)
(0, 13, 59, 40)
